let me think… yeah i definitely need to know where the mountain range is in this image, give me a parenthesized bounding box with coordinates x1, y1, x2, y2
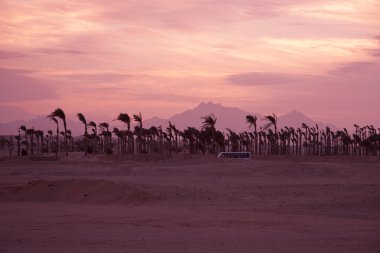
(144, 102, 338, 132)
(0, 102, 338, 136)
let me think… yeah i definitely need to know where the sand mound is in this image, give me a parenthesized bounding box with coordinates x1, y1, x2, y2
(0, 180, 156, 204)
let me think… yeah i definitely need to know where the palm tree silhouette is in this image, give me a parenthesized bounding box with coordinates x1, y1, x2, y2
(0, 139, 12, 157)
(183, 127, 199, 154)
(201, 114, 217, 154)
(166, 122, 174, 154)
(168, 121, 179, 153)
(301, 123, 310, 155)
(11, 106, 380, 158)
(47, 116, 59, 158)
(115, 113, 132, 154)
(34, 130, 44, 155)
(87, 121, 99, 154)
(47, 130, 53, 153)
(25, 128, 35, 156)
(77, 113, 88, 155)
(49, 108, 68, 156)
(17, 128, 21, 156)
(246, 115, 258, 154)
(99, 122, 112, 154)
(19, 125, 27, 156)
(262, 114, 278, 154)
(133, 113, 143, 154)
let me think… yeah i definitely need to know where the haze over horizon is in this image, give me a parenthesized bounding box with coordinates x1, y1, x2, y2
(1, 0, 379, 127)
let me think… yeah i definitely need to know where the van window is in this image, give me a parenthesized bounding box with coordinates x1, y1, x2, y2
(217, 152, 251, 159)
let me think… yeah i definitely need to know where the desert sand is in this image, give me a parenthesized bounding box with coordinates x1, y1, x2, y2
(0, 154, 379, 252)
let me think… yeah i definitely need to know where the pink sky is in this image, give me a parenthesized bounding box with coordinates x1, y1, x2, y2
(0, 0, 379, 127)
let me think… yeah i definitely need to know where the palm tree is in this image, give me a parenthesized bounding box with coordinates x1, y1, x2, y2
(262, 114, 278, 154)
(166, 123, 173, 154)
(301, 123, 310, 155)
(115, 113, 132, 154)
(133, 112, 142, 128)
(201, 114, 217, 154)
(26, 128, 35, 156)
(148, 126, 159, 153)
(133, 113, 143, 154)
(99, 122, 112, 154)
(246, 115, 258, 154)
(17, 129, 21, 156)
(47, 130, 53, 153)
(0, 139, 12, 157)
(183, 127, 199, 154)
(48, 116, 59, 158)
(66, 130, 74, 152)
(34, 130, 44, 155)
(214, 130, 225, 152)
(49, 108, 68, 156)
(88, 121, 97, 135)
(262, 114, 278, 133)
(87, 121, 100, 154)
(19, 125, 27, 156)
(226, 128, 239, 152)
(77, 112, 88, 136)
(77, 113, 88, 155)
(168, 121, 179, 153)
(112, 127, 122, 154)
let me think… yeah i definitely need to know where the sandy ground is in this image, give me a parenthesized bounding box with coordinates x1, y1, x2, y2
(0, 154, 379, 252)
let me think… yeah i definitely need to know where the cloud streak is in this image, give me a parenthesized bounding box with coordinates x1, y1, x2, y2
(0, 50, 26, 59)
(226, 72, 299, 86)
(0, 68, 58, 102)
(58, 73, 131, 83)
(32, 48, 86, 55)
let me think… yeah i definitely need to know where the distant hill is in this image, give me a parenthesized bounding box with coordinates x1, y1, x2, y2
(144, 102, 263, 132)
(0, 102, 339, 136)
(277, 110, 338, 130)
(143, 116, 168, 129)
(144, 102, 339, 132)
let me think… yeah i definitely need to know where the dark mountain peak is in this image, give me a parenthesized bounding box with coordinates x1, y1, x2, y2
(196, 101, 221, 109)
(194, 101, 251, 115)
(150, 116, 165, 120)
(282, 110, 306, 116)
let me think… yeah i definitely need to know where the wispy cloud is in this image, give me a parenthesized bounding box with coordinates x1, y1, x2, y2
(226, 72, 299, 86)
(0, 50, 26, 59)
(0, 68, 58, 102)
(58, 73, 131, 83)
(328, 61, 376, 75)
(33, 48, 86, 55)
(368, 49, 380, 57)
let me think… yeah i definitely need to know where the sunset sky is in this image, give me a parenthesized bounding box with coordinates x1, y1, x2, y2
(1, 0, 379, 127)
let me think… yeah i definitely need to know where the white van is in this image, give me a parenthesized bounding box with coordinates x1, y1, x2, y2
(217, 152, 251, 160)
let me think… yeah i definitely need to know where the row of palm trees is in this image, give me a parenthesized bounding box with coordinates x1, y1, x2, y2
(1, 107, 379, 158)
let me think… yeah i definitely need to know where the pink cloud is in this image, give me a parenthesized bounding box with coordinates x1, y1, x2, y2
(0, 68, 58, 102)
(32, 48, 86, 55)
(0, 50, 26, 59)
(328, 62, 375, 75)
(0, 105, 35, 123)
(226, 72, 299, 86)
(59, 73, 130, 83)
